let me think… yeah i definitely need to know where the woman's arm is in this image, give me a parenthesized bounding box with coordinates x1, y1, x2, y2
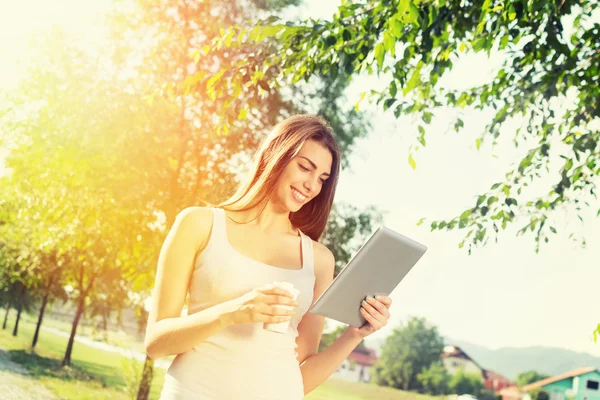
(295, 242, 392, 395)
(300, 327, 363, 394)
(144, 207, 234, 359)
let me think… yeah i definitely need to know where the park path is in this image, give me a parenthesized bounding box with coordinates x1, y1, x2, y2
(0, 347, 58, 400)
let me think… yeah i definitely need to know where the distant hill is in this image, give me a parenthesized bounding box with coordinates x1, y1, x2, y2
(365, 337, 600, 381)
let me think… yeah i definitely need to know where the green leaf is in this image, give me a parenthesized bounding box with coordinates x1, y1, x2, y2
(384, 98, 397, 111)
(473, 37, 487, 52)
(408, 154, 417, 169)
(403, 60, 423, 95)
(422, 111, 432, 124)
(375, 43, 385, 69)
(238, 108, 247, 120)
(398, 0, 410, 17)
(476, 138, 481, 150)
(476, 195, 486, 207)
(500, 35, 509, 50)
(383, 32, 396, 57)
(391, 17, 404, 38)
(405, 3, 420, 26)
(225, 31, 233, 47)
(389, 81, 398, 98)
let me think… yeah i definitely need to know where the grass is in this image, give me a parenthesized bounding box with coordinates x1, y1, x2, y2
(0, 314, 166, 399)
(20, 311, 145, 353)
(306, 379, 442, 400)
(1, 310, 441, 400)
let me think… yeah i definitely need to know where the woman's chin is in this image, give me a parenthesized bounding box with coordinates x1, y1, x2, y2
(288, 200, 303, 212)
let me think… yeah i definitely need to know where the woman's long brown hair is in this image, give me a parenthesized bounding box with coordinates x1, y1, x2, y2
(214, 114, 341, 241)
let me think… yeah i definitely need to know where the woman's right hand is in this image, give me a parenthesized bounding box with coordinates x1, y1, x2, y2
(227, 283, 299, 326)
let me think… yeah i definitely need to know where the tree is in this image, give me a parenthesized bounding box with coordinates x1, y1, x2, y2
(373, 316, 444, 391)
(449, 368, 485, 396)
(318, 324, 367, 353)
(530, 388, 551, 400)
(2, 1, 382, 397)
(516, 370, 550, 387)
(322, 203, 383, 276)
(417, 363, 451, 395)
(105, 1, 379, 397)
(0, 26, 169, 368)
(212, 0, 599, 254)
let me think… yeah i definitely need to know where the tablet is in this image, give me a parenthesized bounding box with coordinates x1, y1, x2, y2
(309, 225, 427, 327)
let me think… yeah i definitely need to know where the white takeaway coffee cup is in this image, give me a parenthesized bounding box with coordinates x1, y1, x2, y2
(263, 281, 300, 334)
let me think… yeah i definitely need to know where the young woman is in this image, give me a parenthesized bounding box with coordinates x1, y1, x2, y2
(145, 114, 392, 399)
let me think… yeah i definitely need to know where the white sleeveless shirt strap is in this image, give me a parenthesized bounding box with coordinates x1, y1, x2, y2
(299, 230, 314, 273)
(211, 207, 226, 238)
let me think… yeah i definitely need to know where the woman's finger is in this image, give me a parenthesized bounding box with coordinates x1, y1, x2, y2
(361, 300, 386, 324)
(375, 296, 392, 308)
(360, 307, 381, 329)
(261, 294, 298, 307)
(258, 286, 294, 298)
(366, 297, 390, 318)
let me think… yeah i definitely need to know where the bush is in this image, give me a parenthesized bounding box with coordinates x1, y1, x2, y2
(449, 368, 484, 397)
(417, 363, 451, 395)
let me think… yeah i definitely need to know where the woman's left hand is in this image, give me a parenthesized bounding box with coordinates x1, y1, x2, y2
(348, 295, 392, 338)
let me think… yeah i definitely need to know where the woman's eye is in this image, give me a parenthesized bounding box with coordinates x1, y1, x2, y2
(299, 164, 309, 171)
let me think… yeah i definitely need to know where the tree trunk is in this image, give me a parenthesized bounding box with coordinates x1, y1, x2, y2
(102, 306, 108, 331)
(136, 355, 154, 400)
(12, 285, 26, 337)
(33, 273, 56, 349)
(32, 291, 50, 349)
(2, 294, 12, 330)
(62, 297, 85, 367)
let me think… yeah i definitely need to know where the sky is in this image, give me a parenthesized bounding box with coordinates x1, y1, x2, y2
(1, 0, 599, 358)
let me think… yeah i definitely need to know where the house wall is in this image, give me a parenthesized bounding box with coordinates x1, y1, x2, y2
(543, 379, 574, 400)
(573, 371, 600, 400)
(443, 356, 483, 379)
(535, 372, 600, 400)
(486, 377, 513, 392)
(331, 359, 373, 383)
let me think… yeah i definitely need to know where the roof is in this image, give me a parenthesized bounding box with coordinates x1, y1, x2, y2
(483, 369, 511, 383)
(441, 345, 486, 377)
(441, 345, 472, 360)
(497, 386, 521, 398)
(347, 348, 378, 367)
(522, 367, 598, 392)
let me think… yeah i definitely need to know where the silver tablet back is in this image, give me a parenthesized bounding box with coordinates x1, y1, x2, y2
(310, 226, 427, 327)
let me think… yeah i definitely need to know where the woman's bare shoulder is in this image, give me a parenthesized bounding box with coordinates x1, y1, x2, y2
(311, 240, 335, 279)
(172, 206, 215, 250)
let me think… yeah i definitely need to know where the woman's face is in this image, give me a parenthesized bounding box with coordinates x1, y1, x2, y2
(275, 139, 333, 213)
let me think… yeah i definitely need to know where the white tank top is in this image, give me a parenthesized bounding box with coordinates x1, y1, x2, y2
(159, 207, 316, 400)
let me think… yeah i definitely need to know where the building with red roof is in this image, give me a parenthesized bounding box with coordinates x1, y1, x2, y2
(331, 347, 379, 383)
(442, 345, 512, 393)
